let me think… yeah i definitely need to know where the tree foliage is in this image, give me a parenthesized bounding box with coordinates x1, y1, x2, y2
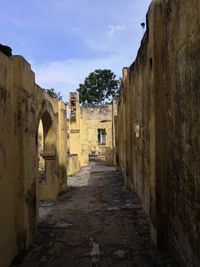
(44, 88, 62, 100)
(77, 69, 119, 105)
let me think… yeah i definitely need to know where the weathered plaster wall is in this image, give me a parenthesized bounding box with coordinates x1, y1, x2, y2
(0, 52, 67, 266)
(67, 100, 115, 171)
(68, 94, 81, 157)
(67, 93, 82, 174)
(67, 155, 80, 176)
(164, 1, 200, 265)
(116, 0, 200, 266)
(111, 98, 118, 166)
(0, 51, 16, 267)
(80, 105, 114, 164)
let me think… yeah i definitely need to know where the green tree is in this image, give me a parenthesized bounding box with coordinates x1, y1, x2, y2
(77, 69, 119, 105)
(44, 88, 62, 100)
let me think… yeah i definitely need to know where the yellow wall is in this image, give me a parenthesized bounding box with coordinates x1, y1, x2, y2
(116, 1, 200, 266)
(67, 93, 82, 174)
(80, 105, 114, 164)
(0, 51, 16, 267)
(0, 52, 68, 266)
(67, 155, 80, 176)
(67, 94, 116, 174)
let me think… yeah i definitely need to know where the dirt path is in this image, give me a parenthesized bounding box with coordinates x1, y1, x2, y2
(15, 159, 178, 267)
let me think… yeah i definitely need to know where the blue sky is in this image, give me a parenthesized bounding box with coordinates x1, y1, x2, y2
(1, 0, 152, 101)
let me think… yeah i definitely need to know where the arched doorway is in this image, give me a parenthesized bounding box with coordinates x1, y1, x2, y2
(36, 110, 56, 220)
(38, 119, 45, 184)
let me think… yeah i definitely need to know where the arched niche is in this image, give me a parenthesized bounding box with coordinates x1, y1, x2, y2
(36, 107, 57, 203)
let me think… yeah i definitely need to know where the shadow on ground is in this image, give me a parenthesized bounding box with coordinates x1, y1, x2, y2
(14, 159, 179, 267)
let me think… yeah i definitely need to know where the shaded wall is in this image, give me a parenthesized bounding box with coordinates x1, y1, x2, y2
(0, 50, 16, 267)
(116, 0, 200, 266)
(0, 53, 67, 266)
(67, 155, 80, 176)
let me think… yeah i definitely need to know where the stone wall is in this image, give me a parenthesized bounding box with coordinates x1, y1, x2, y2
(116, 0, 200, 266)
(80, 105, 114, 164)
(0, 50, 16, 267)
(0, 52, 67, 266)
(67, 154, 80, 176)
(67, 92, 85, 173)
(67, 94, 116, 171)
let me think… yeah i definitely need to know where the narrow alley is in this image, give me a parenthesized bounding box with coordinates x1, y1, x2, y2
(14, 159, 178, 267)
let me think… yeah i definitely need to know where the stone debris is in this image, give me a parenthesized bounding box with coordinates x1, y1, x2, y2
(90, 240, 101, 263)
(40, 202, 54, 207)
(106, 203, 139, 211)
(106, 206, 120, 211)
(54, 222, 73, 229)
(17, 159, 178, 267)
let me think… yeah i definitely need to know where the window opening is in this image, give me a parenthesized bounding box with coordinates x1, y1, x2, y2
(98, 128, 106, 145)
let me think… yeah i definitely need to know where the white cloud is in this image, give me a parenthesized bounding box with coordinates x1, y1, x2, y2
(106, 25, 125, 39)
(33, 53, 132, 102)
(23, 0, 152, 102)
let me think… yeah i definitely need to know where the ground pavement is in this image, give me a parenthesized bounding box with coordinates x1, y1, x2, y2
(14, 158, 179, 267)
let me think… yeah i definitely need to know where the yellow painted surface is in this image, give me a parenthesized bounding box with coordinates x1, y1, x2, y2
(67, 93, 117, 175)
(80, 105, 113, 164)
(0, 52, 16, 267)
(115, 1, 200, 266)
(66, 93, 81, 175)
(0, 52, 68, 266)
(67, 155, 80, 176)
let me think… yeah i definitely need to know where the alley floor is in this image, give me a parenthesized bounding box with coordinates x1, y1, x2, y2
(15, 158, 178, 267)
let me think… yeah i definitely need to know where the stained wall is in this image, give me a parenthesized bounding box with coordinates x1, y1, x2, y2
(0, 53, 67, 266)
(67, 92, 116, 173)
(80, 105, 114, 164)
(116, 0, 200, 266)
